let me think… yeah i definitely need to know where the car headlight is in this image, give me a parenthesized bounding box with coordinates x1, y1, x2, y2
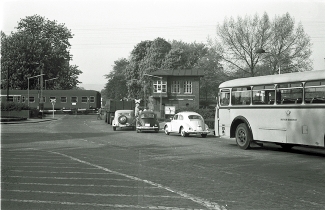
(188, 127, 192, 130)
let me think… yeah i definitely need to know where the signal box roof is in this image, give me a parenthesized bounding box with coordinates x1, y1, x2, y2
(150, 69, 204, 77)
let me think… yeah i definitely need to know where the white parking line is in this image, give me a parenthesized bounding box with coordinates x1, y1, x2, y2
(8, 170, 110, 175)
(9, 176, 134, 181)
(50, 151, 226, 210)
(2, 199, 206, 210)
(2, 182, 159, 188)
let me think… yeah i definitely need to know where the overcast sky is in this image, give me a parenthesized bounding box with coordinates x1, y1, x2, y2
(1, 0, 325, 91)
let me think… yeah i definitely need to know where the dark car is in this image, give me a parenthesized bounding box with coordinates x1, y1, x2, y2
(136, 110, 160, 133)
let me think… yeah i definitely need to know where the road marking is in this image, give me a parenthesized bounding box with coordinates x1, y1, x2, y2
(50, 151, 226, 210)
(2, 199, 205, 210)
(9, 176, 134, 181)
(2, 182, 159, 188)
(8, 170, 110, 175)
(6, 189, 182, 198)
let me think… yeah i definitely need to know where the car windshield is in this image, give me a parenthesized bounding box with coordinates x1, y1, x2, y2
(141, 113, 155, 118)
(188, 115, 203, 121)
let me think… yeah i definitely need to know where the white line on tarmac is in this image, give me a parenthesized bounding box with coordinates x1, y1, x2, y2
(9, 176, 133, 181)
(50, 151, 226, 210)
(2, 182, 158, 188)
(7, 166, 96, 169)
(8, 170, 110, 175)
(2, 199, 205, 210)
(6, 189, 182, 198)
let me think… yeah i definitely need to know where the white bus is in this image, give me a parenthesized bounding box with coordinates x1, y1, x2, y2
(215, 70, 325, 150)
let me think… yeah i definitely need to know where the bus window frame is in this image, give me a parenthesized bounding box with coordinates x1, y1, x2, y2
(276, 82, 303, 105)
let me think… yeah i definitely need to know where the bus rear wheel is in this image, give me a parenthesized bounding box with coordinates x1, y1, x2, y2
(235, 123, 252, 150)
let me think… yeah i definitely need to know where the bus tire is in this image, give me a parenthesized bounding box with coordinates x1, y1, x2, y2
(235, 123, 252, 150)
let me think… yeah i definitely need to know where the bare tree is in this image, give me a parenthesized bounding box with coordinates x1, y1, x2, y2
(217, 12, 312, 77)
(262, 13, 312, 74)
(217, 12, 271, 77)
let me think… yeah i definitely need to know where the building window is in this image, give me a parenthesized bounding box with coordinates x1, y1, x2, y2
(81, 96, 88, 103)
(184, 81, 192, 94)
(153, 80, 167, 93)
(71, 96, 78, 103)
(60, 96, 67, 103)
(171, 81, 180, 93)
(89, 96, 95, 103)
(29, 96, 35, 103)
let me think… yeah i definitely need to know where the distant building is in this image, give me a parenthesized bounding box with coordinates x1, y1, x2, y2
(147, 69, 204, 118)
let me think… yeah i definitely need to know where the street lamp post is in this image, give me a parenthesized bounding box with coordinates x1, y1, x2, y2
(45, 77, 58, 90)
(27, 74, 45, 106)
(143, 73, 163, 118)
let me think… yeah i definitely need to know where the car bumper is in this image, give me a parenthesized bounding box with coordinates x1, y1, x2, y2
(186, 130, 210, 134)
(137, 126, 159, 130)
(114, 124, 135, 128)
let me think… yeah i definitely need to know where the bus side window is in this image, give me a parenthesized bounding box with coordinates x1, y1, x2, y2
(305, 80, 325, 104)
(220, 89, 230, 106)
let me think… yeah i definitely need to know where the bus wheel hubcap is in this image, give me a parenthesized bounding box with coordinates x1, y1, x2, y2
(238, 129, 246, 143)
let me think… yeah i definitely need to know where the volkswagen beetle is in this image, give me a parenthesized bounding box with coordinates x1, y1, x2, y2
(112, 110, 136, 131)
(136, 110, 160, 133)
(164, 111, 209, 137)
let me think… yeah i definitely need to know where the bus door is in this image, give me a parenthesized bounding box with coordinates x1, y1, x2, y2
(217, 89, 231, 137)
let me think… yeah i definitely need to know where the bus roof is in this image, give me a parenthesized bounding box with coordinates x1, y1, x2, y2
(219, 70, 325, 88)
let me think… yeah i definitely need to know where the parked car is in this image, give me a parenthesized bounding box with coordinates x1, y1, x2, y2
(136, 110, 160, 133)
(164, 111, 210, 137)
(112, 110, 136, 131)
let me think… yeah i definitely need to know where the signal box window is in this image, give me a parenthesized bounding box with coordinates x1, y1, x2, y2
(305, 80, 325, 103)
(277, 82, 303, 104)
(29, 96, 35, 103)
(71, 96, 78, 103)
(81, 97, 88, 103)
(252, 85, 275, 105)
(231, 87, 251, 105)
(184, 81, 192, 94)
(61, 97, 67, 103)
(89, 96, 95, 103)
(220, 89, 230, 106)
(153, 80, 167, 93)
(171, 81, 180, 93)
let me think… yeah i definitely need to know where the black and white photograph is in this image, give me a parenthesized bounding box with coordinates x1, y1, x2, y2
(1, 0, 325, 209)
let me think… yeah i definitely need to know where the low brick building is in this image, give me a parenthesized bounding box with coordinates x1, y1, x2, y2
(147, 69, 204, 118)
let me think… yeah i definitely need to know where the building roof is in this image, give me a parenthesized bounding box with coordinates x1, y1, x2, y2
(150, 69, 204, 77)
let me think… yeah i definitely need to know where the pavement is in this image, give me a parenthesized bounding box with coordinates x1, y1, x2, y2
(0, 116, 58, 124)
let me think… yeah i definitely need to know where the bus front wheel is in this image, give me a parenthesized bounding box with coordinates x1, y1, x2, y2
(235, 123, 252, 150)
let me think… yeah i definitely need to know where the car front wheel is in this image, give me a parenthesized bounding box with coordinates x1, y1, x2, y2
(164, 125, 170, 135)
(180, 127, 189, 137)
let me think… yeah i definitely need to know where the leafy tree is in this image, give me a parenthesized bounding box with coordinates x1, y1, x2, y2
(194, 40, 225, 104)
(1, 15, 82, 90)
(124, 40, 152, 99)
(103, 58, 129, 100)
(161, 41, 208, 70)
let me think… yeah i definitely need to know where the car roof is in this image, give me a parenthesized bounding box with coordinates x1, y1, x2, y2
(115, 110, 134, 113)
(177, 111, 201, 116)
